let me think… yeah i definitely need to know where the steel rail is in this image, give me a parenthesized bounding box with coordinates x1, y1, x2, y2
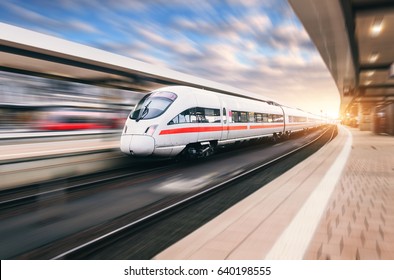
(0, 164, 174, 209)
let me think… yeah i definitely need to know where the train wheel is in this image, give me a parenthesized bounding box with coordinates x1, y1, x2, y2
(272, 133, 280, 143)
(181, 142, 216, 159)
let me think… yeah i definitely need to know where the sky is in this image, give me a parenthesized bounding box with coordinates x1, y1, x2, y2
(0, 0, 340, 117)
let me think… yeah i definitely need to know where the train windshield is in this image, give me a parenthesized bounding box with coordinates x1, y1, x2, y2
(129, 91, 177, 121)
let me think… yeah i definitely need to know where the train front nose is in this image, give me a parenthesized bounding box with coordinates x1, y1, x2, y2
(120, 134, 155, 156)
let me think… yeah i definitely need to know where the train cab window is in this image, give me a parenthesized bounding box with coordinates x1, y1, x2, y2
(130, 91, 177, 121)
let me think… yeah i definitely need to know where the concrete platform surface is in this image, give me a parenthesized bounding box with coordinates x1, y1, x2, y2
(0, 137, 119, 162)
(155, 126, 394, 260)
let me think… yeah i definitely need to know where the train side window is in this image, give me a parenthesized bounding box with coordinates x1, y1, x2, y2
(267, 114, 273, 123)
(232, 111, 239, 123)
(204, 108, 221, 123)
(229, 110, 233, 123)
(262, 113, 268, 123)
(255, 113, 262, 123)
(168, 108, 195, 125)
(293, 116, 306, 122)
(178, 113, 186, 123)
(223, 108, 227, 124)
(240, 112, 248, 123)
(190, 108, 197, 123)
(195, 107, 206, 123)
(232, 110, 250, 123)
(193, 107, 220, 123)
(249, 112, 255, 123)
(168, 115, 179, 125)
(274, 114, 283, 123)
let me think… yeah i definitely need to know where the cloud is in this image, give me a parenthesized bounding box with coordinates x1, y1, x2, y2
(270, 24, 314, 53)
(1, 1, 59, 27)
(67, 20, 101, 34)
(137, 28, 171, 47)
(0, 0, 339, 115)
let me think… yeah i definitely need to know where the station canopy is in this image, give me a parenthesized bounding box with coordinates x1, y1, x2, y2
(289, 0, 394, 115)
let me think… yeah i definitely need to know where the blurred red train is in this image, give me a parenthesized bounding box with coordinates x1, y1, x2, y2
(35, 108, 124, 131)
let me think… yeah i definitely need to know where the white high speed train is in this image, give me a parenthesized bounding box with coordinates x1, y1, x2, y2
(120, 86, 323, 158)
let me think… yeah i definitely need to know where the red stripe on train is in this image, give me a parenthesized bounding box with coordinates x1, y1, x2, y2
(250, 124, 284, 129)
(159, 124, 286, 135)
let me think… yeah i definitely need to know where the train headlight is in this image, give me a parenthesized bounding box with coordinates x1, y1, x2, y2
(144, 125, 158, 136)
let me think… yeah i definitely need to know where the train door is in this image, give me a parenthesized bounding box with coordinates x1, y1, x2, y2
(196, 92, 222, 142)
(221, 107, 229, 140)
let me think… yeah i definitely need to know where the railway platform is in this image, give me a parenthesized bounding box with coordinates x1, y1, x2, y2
(155, 125, 394, 260)
(0, 134, 119, 162)
(0, 135, 122, 190)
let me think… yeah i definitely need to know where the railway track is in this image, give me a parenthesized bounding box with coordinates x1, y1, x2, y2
(46, 125, 337, 259)
(0, 158, 176, 213)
